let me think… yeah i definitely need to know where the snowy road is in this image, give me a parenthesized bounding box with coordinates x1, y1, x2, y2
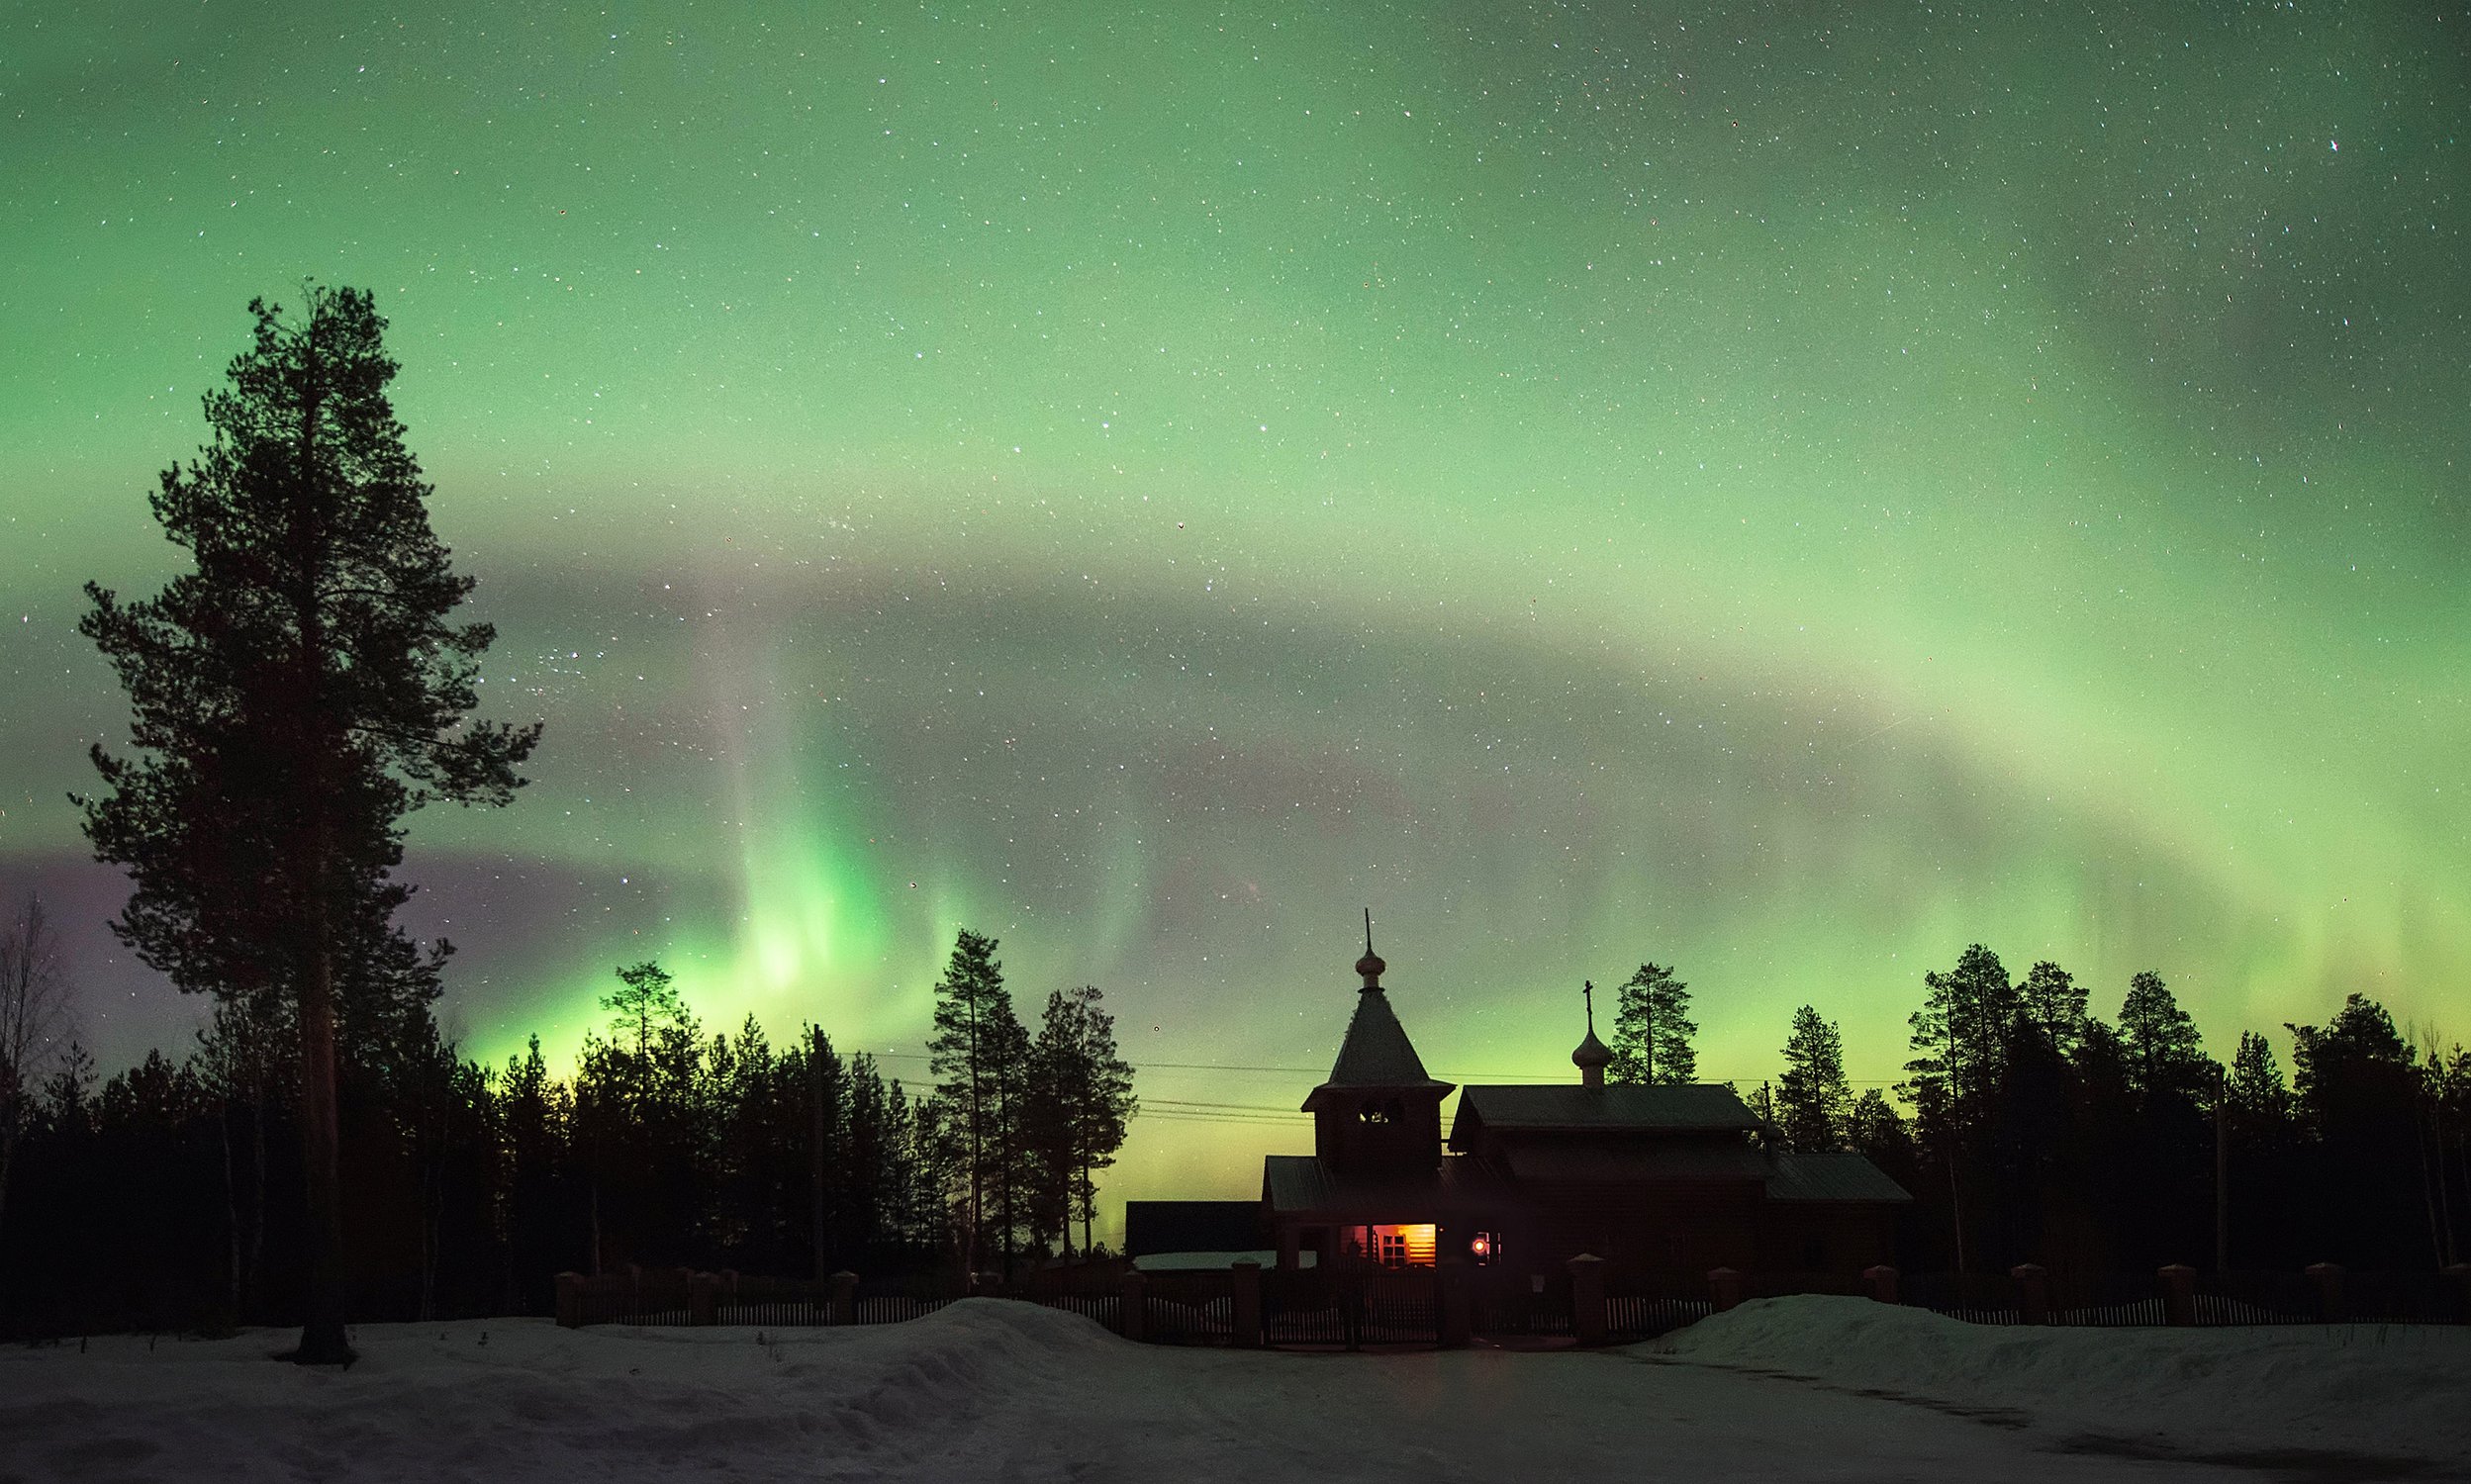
(1, 1298, 2462, 1482)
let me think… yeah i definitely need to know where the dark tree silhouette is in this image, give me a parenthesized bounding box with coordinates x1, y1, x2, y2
(1775, 1004, 1852, 1152)
(927, 929, 1030, 1276)
(1022, 985, 1137, 1256)
(77, 286, 540, 1363)
(2018, 960, 2088, 1059)
(2119, 971, 2216, 1103)
(0, 895, 75, 1235)
(1609, 962, 1696, 1085)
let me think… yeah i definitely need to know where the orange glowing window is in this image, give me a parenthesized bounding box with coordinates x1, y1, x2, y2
(1361, 1223, 1437, 1267)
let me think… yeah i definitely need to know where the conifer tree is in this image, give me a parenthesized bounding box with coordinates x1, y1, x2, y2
(77, 286, 539, 1362)
(1609, 962, 1696, 1085)
(926, 929, 1030, 1275)
(1903, 944, 2018, 1129)
(2225, 1030, 2291, 1128)
(1023, 985, 1136, 1257)
(1901, 945, 2018, 1272)
(602, 962, 689, 1109)
(2018, 960, 2088, 1057)
(2119, 971, 2214, 1102)
(1776, 1005, 1853, 1152)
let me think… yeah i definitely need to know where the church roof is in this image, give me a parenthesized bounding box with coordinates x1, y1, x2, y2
(1301, 984, 1454, 1109)
(1449, 1083, 1758, 1144)
(1262, 1154, 1504, 1216)
(1499, 1142, 1768, 1183)
(1761, 1151, 1913, 1203)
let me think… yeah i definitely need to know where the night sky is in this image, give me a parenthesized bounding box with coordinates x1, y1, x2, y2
(4, 3, 2465, 1227)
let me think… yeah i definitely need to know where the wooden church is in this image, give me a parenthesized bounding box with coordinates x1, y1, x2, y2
(1262, 933, 1908, 1275)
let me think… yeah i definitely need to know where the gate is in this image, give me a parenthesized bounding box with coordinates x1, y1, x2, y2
(1469, 1267, 1572, 1342)
(1262, 1266, 1441, 1347)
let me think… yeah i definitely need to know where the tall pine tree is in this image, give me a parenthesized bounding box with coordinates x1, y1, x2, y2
(1609, 962, 1697, 1085)
(1776, 1005, 1852, 1152)
(2119, 971, 2214, 1102)
(926, 929, 1030, 1277)
(78, 287, 539, 1362)
(1022, 985, 1136, 1258)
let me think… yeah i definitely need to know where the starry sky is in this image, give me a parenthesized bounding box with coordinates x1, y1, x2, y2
(3, 2, 2466, 1230)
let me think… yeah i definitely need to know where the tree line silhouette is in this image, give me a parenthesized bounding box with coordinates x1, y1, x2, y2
(1566, 948, 2465, 1279)
(0, 916, 1133, 1341)
(1748, 947, 2470, 1278)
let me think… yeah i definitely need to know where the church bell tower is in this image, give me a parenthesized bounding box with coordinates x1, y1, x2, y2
(1300, 915, 1454, 1177)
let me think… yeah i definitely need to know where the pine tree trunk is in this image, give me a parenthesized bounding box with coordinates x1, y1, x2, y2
(965, 1005, 983, 1279)
(1080, 1160, 1093, 1259)
(293, 935, 352, 1362)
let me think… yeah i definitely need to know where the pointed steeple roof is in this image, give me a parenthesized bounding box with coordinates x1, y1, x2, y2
(1302, 918, 1455, 1110)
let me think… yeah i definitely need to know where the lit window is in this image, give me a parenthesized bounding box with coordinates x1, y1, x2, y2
(1361, 1223, 1437, 1267)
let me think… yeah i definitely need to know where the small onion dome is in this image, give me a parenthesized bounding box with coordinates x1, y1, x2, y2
(1355, 950, 1386, 984)
(1571, 1028, 1612, 1071)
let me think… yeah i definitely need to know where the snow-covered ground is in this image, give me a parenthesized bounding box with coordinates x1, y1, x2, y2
(0, 1296, 2462, 1481)
(1655, 1294, 2471, 1472)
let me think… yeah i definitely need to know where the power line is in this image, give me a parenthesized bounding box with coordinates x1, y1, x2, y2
(859, 1047, 1901, 1087)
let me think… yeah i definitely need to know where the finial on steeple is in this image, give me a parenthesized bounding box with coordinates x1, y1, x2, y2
(1572, 978, 1612, 1088)
(1354, 908, 1386, 990)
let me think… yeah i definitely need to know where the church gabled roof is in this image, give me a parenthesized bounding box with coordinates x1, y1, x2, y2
(1762, 1151, 1913, 1203)
(1448, 1083, 1758, 1146)
(1262, 1154, 1501, 1215)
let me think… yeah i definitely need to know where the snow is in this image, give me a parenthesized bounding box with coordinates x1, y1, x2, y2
(0, 1296, 2462, 1481)
(1652, 1294, 2471, 1471)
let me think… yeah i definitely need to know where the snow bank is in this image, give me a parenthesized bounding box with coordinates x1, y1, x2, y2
(0, 1301, 1128, 1481)
(1649, 1293, 2471, 1466)
(5, 1296, 2465, 1480)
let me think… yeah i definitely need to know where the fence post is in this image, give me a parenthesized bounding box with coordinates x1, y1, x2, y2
(1119, 1270, 1147, 1343)
(829, 1270, 858, 1326)
(1437, 1257, 1472, 1349)
(2157, 1263, 2196, 1326)
(2010, 1263, 2048, 1326)
(1861, 1264, 1899, 1305)
(2442, 1264, 2471, 1326)
(1568, 1253, 1608, 1345)
(689, 1271, 719, 1327)
(1231, 1260, 1264, 1348)
(1707, 1265, 1744, 1315)
(2304, 1262, 2345, 1324)
(555, 1272, 587, 1329)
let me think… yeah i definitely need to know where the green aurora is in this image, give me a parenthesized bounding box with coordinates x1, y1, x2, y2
(3, 2, 2465, 1227)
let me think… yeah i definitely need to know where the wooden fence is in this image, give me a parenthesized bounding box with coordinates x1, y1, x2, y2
(556, 1257, 2471, 1348)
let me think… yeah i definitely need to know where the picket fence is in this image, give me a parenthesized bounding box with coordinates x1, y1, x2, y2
(555, 1257, 2471, 1350)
